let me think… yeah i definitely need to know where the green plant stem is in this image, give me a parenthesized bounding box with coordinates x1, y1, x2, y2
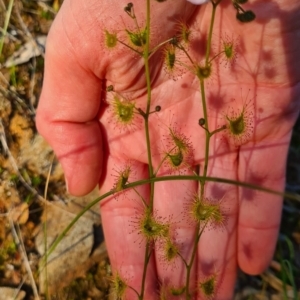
(139, 242, 151, 300)
(177, 43, 196, 67)
(143, 0, 154, 208)
(124, 175, 299, 202)
(140, 1, 154, 298)
(200, 79, 210, 196)
(42, 175, 300, 276)
(153, 145, 177, 176)
(40, 189, 115, 271)
(128, 286, 140, 299)
(185, 223, 200, 299)
(132, 11, 141, 34)
(210, 125, 226, 136)
(185, 222, 208, 299)
(201, 0, 219, 192)
(177, 252, 188, 268)
(149, 37, 174, 57)
(153, 154, 168, 176)
(205, 1, 218, 66)
(117, 39, 143, 55)
(208, 50, 224, 64)
(144, 118, 154, 187)
(133, 187, 148, 207)
(190, 9, 219, 294)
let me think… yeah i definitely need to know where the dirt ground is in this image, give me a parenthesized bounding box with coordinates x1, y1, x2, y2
(0, 1, 299, 299)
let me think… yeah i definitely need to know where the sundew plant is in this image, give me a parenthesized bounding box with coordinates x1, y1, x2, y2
(41, 0, 300, 299)
(101, 0, 256, 299)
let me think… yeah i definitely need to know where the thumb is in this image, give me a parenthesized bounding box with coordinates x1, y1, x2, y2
(36, 0, 105, 196)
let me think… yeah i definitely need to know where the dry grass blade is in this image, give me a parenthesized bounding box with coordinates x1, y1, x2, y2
(0, 119, 46, 204)
(8, 218, 40, 300)
(0, 0, 14, 56)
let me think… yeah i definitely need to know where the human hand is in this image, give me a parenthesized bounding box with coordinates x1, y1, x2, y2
(36, 0, 300, 299)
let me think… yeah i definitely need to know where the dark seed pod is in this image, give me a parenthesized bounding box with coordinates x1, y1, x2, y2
(155, 105, 161, 112)
(124, 3, 133, 13)
(199, 118, 205, 126)
(236, 10, 256, 23)
(170, 36, 179, 46)
(106, 85, 114, 92)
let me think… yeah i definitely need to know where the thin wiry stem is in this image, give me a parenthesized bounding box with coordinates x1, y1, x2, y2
(9, 219, 40, 300)
(140, 1, 154, 298)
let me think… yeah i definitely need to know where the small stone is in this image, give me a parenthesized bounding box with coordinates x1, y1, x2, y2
(0, 287, 26, 300)
(10, 202, 29, 224)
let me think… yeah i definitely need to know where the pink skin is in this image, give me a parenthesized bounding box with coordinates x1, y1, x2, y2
(36, 0, 300, 299)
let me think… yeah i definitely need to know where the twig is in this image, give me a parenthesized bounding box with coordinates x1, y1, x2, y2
(8, 218, 40, 300)
(14, 1, 45, 60)
(14, 1, 41, 111)
(0, 119, 45, 203)
(0, 0, 14, 56)
(0, 72, 35, 115)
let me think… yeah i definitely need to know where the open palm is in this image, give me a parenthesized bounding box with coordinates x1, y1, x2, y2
(36, 0, 300, 299)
